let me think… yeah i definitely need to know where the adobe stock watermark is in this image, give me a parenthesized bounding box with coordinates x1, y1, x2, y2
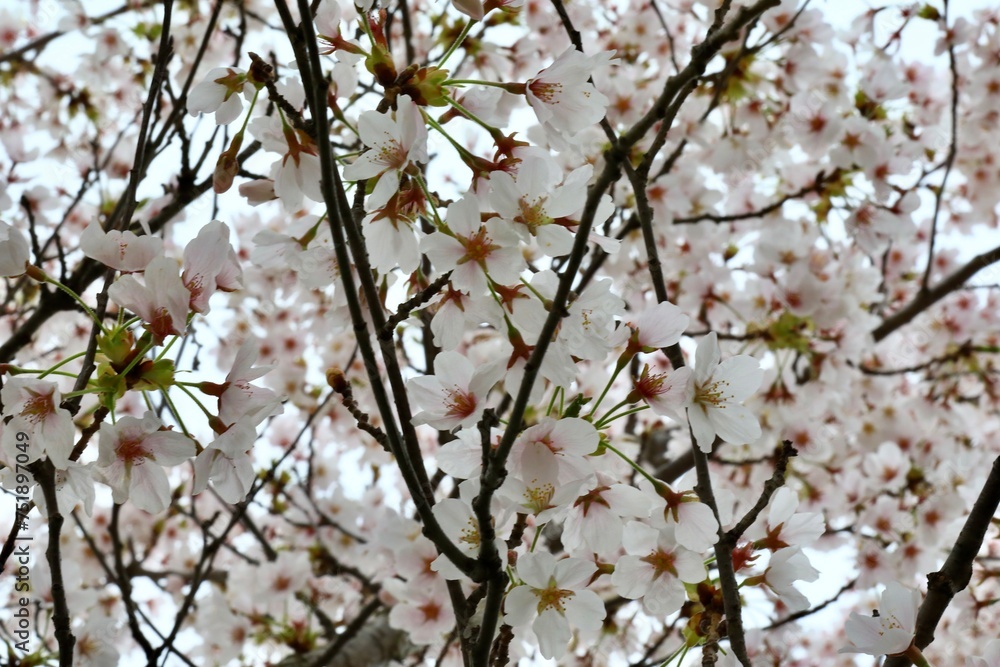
(9, 430, 35, 655)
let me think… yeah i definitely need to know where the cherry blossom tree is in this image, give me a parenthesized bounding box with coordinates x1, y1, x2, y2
(1, 0, 999, 666)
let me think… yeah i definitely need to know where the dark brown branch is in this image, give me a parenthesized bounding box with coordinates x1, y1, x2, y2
(673, 172, 831, 225)
(33, 462, 75, 665)
(872, 244, 1000, 342)
(884, 454, 1000, 667)
(764, 577, 857, 630)
(726, 441, 796, 540)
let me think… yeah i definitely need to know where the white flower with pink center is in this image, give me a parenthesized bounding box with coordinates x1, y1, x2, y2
(187, 67, 255, 125)
(182, 220, 243, 314)
(408, 351, 502, 431)
(343, 95, 428, 211)
(108, 255, 190, 343)
(1, 378, 74, 469)
(525, 48, 614, 136)
(611, 521, 706, 616)
(95, 411, 195, 514)
(757, 547, 819, 613)
(504, 552, 605, 660)
(422, 194, 524, 295)
(688, 332, 764, 452)
(508, 417, 598, 485)
(840, 581, 919, 656)
(647, 479, 721, 553)
(385, 578, 456, 645)
(560, 474, 651, 557)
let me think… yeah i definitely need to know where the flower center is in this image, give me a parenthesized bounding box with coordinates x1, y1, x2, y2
(695, 379, 730, 407)
(640, 549, 678, 580)
(458, 226, 500, 265)
(444, 386, 476, 419)
(22, 390, 55, 423)
(535, 583, 574, 614)
(516, 198, 552, 233)
(529, 80, 564, 104)
(457, 516, 481, 550)
(117, 436, 150, 465)
(523, 479, 555, 514)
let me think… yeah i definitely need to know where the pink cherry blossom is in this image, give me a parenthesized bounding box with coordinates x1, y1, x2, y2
(182, 220, 243, 314)
(408, 351, 502, 430)
(1, 378, 74, 469)
(560, 474, 650, 557)
(215, 339, 281, 426)
(95, 412, 195, 514)
(525, 48, 614, 135)
(508, 417, 598, 485)
(343, 95, 428, 211)
(385, 578, 457, 644)
(192, 421, 257, 504)
(108, 255, 190, 342)
(187, 67, 255, 125)
(749, 486, 826, 549)
(488, 157, 598, 256)
(611, 521, 706, 615)
(758, 547, 819, 613)
(422, 194, 524, 295)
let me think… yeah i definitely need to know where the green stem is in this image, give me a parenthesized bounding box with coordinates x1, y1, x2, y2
(545, 386, 563, 417)
(529, 523, 545, 552)
(443, 95, 499, 134)
(903, 646, 933, 667)
(595, 405, 649, 429)
(602, 441, 658, 486)
(44, 275, 106, 333)
(159, 388, 191, 438)
(444, 79, 512, 89)
(155, 335, 180, 362)
(594, 397, 629, 425)
(62, 388, 103, 399)
(424, 113, 479, 163)
(411, 172, 444, 227)
(120, 342, 156, 378)
(174, 382, 215, 421)
(438, 20, 476, 68)
(10, 352, 87, 380)
(587, 364, 625, 418)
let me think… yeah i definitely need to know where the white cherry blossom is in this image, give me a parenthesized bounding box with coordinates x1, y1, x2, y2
(688, 332, 764, 452)
(525, 48, 614, 135)
(1, 378, 74, 469)
(187, 67, 255, 125)
(840, 581, 920, 656)
(408, 351, 503, 431)
(344, 95, 428, 211)
(504, 552, 606, 660)
(611, 521, 706, 616)
(0, 220, 29, 276)
(422, 194, 524, 295)
(79, 222, 163, 272)
(94, 412, 195, 514)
